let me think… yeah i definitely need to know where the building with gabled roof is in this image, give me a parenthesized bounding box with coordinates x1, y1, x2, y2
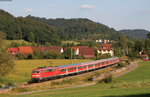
(18, 46, 33, 55)
(98, 43, 114, 56)
(71, 46, 95, 58)
(79, 47, 95, 58)
(7, 48, 19, 55)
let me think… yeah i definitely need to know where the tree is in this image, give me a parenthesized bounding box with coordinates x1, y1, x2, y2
(113, 34, 128, 57)
(16, 52, 25, 60)
(27, 32, 35, 42)
(0, 32, 15, 77)
(44, 51, 64, 59)
(147, 32, 150, 39)
(144, 39, 150, 58)
(63, 48, 75, 59)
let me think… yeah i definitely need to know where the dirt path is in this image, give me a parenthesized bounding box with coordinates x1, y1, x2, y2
(15, 60, 141, 95)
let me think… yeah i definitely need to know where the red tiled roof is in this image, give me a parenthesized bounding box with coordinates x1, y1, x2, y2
(99, 43, 112, 51)
(32, 46, 62, 52)
(79, 48, 95, 58)
(71, 46, 88, 50)
(18, 46, 33, 55)
(7, 48, 19, 55)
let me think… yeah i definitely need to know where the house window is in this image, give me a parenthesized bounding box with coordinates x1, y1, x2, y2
(102, 46, 106, 49)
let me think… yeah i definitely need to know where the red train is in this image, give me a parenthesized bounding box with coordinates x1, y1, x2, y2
(31, 57, 119, 82)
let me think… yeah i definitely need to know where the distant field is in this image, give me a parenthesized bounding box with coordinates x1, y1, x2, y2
(0, 59, 92, 84)
(3, 61, 149, 97)
(4, 40, 32, 47)
(61, 40, 80, 45)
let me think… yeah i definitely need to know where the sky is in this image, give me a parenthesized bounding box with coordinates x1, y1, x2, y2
(0, 0, 150, 31)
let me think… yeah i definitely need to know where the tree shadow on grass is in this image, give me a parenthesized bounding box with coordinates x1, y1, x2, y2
(104, 93, 150, 97)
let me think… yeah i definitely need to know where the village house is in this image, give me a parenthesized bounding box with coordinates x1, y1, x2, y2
(71, 46, 95, 58)
(98, 43, 114, 56)
(8, 46, 33, 56)
(7, 48, 19, 56)
(8, 46, 64, 56)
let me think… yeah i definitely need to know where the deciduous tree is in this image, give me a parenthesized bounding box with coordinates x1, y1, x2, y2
(0, 32, 15, 77)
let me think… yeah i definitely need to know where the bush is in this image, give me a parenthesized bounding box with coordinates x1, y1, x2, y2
(7, 82, 13, 87)
(98, 75, 113, 83)
(117, 62, 125, 68)
(0, 84, 2, 88)
(16, 53, 25, 59)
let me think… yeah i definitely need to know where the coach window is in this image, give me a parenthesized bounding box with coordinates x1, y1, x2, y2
(48, 69, 53, 72)
(83, 66, 86, 68)
(32, 71, 40, 73)
(44, 69, 49, 72)
(88, 65, 93, 67)
(68, 68, 71, 71)
(96, 63, 99, 66)
(60, 69, 66, 72)
(78, 66, 82, 69)
(73, 67, 76, 70)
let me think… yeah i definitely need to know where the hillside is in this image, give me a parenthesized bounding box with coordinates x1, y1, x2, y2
(0, 9, 119, 45)
(119, 29, 150, 39)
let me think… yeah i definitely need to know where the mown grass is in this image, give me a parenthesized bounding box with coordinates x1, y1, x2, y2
(0, 59, 92, 84)
(116, 61, 150, 83)
(5, 61, 150, 97)
(14, 85, 150, 97)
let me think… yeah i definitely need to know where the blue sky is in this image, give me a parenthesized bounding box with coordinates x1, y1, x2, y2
(0, 0, 150, 31)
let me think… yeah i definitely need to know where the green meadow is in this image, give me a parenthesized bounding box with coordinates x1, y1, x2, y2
(1, 61, 150, 97)
(2, 61, 149, 97)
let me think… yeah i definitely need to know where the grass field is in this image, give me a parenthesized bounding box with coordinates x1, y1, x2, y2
(0, 59, 92, 84)
(1, 61, 149, 97)
(4, 40, 32, 47)
(1, 61, 150, 97)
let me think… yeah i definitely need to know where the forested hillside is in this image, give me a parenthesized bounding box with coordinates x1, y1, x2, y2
(119, 29, 150, 39)
(0, 9, 119, 45)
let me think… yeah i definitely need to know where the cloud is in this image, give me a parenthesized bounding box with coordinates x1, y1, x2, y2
(79, 4, 95, 10)
(24, 8, 33, 13)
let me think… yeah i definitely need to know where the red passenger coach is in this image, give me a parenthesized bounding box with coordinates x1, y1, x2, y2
(31, 57, 119, 82)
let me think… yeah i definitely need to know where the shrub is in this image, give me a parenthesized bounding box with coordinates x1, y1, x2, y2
(117, 62, 125, 68)
(98, 75, 113, 83)
(7, 82, 13, 87)
(16, 53, 25, 59)
(0, 84, 2, 88)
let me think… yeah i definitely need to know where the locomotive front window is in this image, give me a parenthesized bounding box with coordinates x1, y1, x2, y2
(32, 71, 40, 73)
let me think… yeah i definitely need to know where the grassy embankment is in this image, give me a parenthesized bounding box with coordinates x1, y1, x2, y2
(1, 61, 149, 97)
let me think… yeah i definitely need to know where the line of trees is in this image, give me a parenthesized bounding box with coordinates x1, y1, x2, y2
(113, 33, 150, 60)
